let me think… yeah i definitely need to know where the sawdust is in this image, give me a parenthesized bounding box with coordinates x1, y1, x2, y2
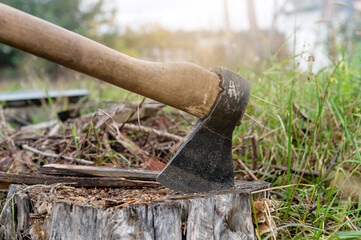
(23, 184, 203, 211)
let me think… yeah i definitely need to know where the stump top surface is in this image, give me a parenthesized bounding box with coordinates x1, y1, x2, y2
(9, 181, 269, 210)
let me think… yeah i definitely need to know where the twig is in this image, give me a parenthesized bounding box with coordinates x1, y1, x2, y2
(275, 192, 300, 204)
(0, 106, 16, 153)
(98, 108, 151, 164)
(307, 150, 340, 213)
(108, 129, 151, 163)
(250, 94, 283, 109)
(345, 216, 360, 231)
(118, 97, 146, 132)
(236, 159, 259, 181)
(251, 136, 258, 170)
(292, 103, 310, 122)
(102, 131, 112, 152)
(244, 113, 270, 129)
(55, 139, 74, 163)
(93, 94, 130, 130)
(259, 163, 319, 177)
(121, 123, 183, 142)
(20, 119, 57, 131)
(258, 127, 282, 141)
(257, 120, 267, 144)
(22, 144, 94, 165)
(324, 150, 339, 177)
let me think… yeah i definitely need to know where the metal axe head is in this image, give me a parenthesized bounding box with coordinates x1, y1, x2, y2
(156, 67, 251, 193)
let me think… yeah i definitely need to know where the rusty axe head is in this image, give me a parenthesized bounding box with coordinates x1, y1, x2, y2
(156, 67, 251, 193)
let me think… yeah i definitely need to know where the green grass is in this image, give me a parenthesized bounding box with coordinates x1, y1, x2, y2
(235, 44, 361, 239)
(72, 123, 80, 158)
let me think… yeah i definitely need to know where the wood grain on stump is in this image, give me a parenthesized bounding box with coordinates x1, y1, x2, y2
(0, 182, 269, 240)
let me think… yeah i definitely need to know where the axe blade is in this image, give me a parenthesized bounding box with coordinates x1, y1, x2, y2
(157, 67, 251, 193)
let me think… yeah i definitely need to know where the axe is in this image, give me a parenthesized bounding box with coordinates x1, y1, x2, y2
(0, 4, 251, 193)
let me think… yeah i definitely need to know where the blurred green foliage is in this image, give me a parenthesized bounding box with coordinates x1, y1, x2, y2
(0, 0, 116, 76)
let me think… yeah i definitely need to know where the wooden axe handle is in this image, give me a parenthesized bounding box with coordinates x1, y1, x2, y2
(0, 3, 221, 118)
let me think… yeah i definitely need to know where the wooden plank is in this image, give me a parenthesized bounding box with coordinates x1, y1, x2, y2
(39, 164, 159, 180)
(0, 172, 160, 188)
(0, 89, 89, 108)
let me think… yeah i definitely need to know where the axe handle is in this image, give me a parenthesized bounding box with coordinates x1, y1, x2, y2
(0, 3, 221, 118)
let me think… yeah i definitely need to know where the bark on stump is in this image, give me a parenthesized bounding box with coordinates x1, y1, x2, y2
(0, 182, 269, 240)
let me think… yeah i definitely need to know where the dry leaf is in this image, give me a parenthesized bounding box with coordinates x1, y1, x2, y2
(254, 198, 277, 239)
(145, 158, 166, 171)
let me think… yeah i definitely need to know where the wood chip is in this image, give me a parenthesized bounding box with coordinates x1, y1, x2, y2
(68, 196, 86, 201)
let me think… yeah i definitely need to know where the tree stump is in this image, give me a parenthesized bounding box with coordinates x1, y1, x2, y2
(0, 182, 269, 240)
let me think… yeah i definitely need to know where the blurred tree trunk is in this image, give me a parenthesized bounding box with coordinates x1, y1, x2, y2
(223, 0, 231, 32)
(268, 0, 287, 54)
(246, 0, 266, 60)
(223, 0, 234, 66)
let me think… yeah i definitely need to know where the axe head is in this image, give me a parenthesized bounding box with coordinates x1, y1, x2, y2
(156, 67, 251, 193)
